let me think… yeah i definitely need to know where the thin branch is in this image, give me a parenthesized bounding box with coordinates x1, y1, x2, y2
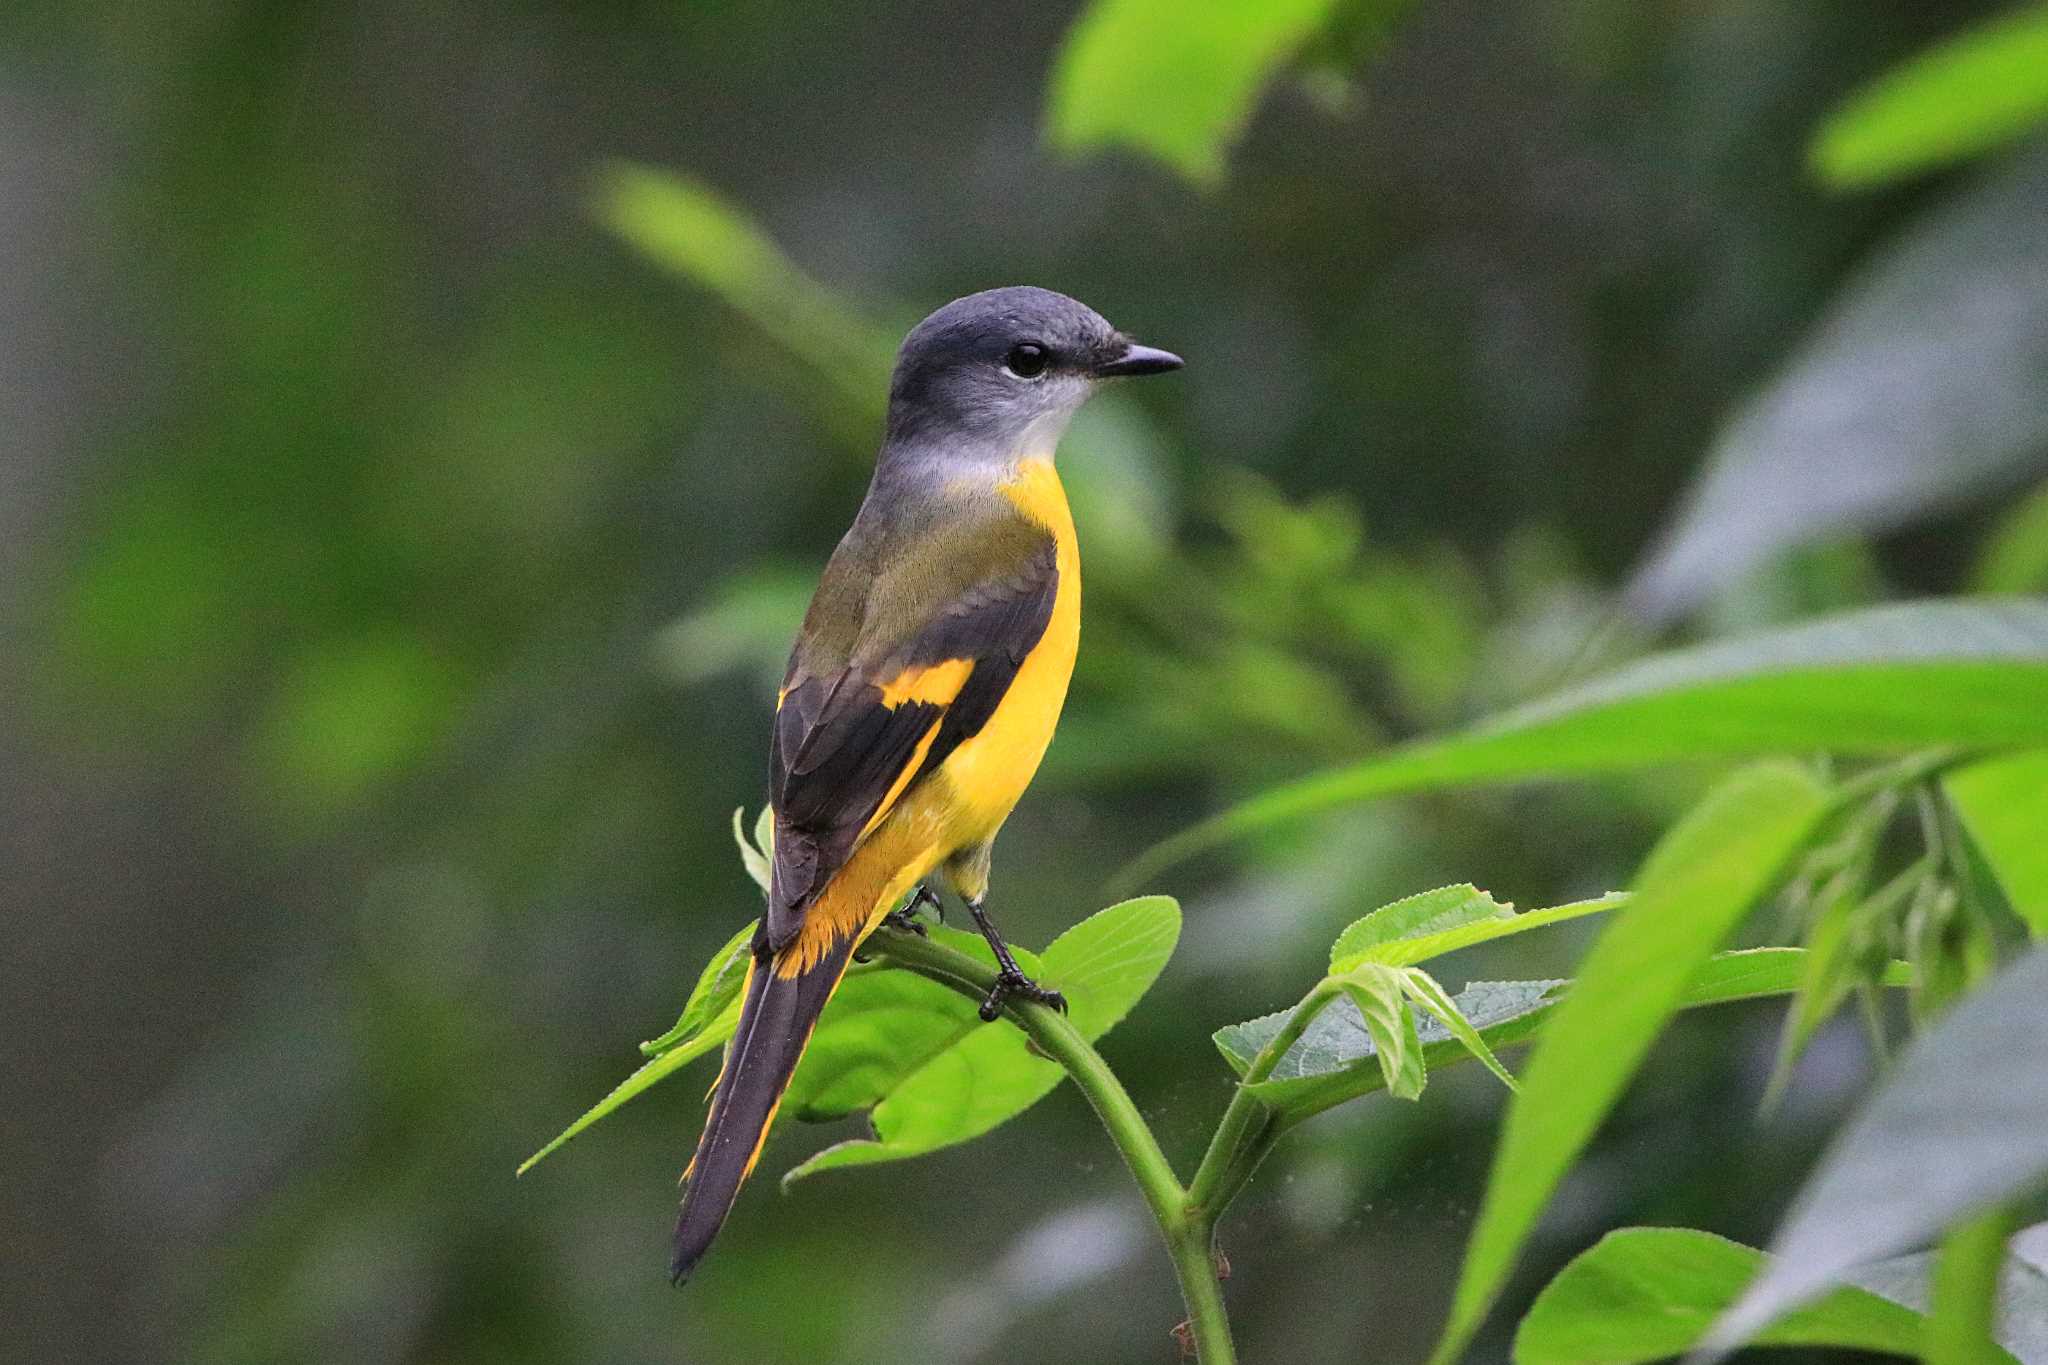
(865, 927, 1237, 1365)
(1186, 978, 1341, 1219)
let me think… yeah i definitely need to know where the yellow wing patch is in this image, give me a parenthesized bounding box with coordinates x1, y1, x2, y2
(876, 657, 973, 709)
(858, 714, 945, 841)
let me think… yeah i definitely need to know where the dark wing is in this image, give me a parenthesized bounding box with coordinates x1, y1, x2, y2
(763, 536, 1058, 950)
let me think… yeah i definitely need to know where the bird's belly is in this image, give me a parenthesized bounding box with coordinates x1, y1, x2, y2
(827, 568, 1075, 946)
(841, 455, 1080, 923)
(934, 563, 1080, 847)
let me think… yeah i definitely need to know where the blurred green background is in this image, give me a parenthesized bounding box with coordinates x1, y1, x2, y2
(8, 1, 2046, 1361)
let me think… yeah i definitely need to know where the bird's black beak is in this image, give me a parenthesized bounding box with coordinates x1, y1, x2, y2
(1092, 341, 1184, 379)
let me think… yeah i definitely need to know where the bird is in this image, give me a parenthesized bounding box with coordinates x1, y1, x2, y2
(669, 286, 1182, 1283)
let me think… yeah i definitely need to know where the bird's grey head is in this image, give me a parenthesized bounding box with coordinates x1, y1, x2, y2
(882, 286, 1181, 457)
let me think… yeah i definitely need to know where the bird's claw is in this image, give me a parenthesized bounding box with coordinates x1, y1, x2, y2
(881, 907, 930, 938)
(882, 884, 943, 938)
(978, 970, 1067, 1022)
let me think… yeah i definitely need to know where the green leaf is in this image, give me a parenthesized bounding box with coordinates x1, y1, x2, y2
(729, 806, 772, 897)
(517, 1005, 739, 1177)
(1211, 948, 1896, 1116)
(592, 161, 895, 427)
(1337, 965, 1425, 1100)
(642, 919, 758, 1057)
(782, 896, 1179, 1183)
(1627, 151, 2048, 620)
(1342, 893, 1628, 972)
(1707, 944, 2048, 1355)
(782, 925, 1042, 1120)
(1947, 750, 2048, 936)
(1328, 884, 1512, 968)
(1811, 6, 2048, 188)
(1429, 762, 1831, 1365)
(1513, 1227, 1999, 1365)
(1044, 0, 1364, 185)
(1400, 968, 1520, 1093)
(1217, 977, 1556, 1095)
(1123, 600, 2048, 886)
(523, 918, 765, 1173)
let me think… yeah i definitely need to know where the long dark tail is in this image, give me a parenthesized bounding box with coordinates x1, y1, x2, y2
(669, 926, 859, 1283)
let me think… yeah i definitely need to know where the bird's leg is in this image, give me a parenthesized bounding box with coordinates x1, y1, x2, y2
(967, 896, 1067, 1021)
(880, 883, 942, 937)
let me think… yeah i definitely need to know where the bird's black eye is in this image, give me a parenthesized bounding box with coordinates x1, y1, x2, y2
(1003, 342, 1049, 379)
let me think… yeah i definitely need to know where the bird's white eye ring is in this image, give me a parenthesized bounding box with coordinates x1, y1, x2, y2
(1002, 342, 1050, 380)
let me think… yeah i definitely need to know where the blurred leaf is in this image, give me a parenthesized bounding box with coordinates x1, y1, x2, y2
(594, 161, 895, 427)
(1904, 876, 1981, 1028)
(1863, 1223, 2048, 1365)
(51, 488, 251, 737)
(1628, 148, 2048, 620)
(1706, 945, 2048, 1356)
(1812, 6, 2048, 188)
(1060, 398, 1180, 577)
(1973, 485, 2048, 593)
(782, 896, 1179, 1182)
(1430, 762, 1830, 1365)
(1127, 600, 2048, 886)
(1765, 789, 1921, 1104)
(1328, 884, 1513, 968)
(1926, 1210, 2023, 1365)
(1336, 965, 1425, 1099)
(1514, 1228, 1985, 1365)
(642, 919, 758, 1057)
(1947, 751, 2048, 934)
(1765, 866, 1885, 1107)
(1044, 0, 1368, 184)
(1211, 948, 1902, 1117)
(652, 572, 816, 690)
(250, 633, 463, 816)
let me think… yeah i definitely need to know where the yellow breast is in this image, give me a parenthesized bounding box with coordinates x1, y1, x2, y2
(931, 456, 1080, 843)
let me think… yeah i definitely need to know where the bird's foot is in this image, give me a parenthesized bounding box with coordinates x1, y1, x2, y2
(978, 969, 1067, 1022)
(881, 884, 942, 937)
(876, 910, 927, 940)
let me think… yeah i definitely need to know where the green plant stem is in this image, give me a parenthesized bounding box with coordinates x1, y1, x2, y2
(867, 928, 1237, 1365)
(1187, 978, 1340, 1217)
(1926, 1205, 2019, 1365)
(1199, 1113, 1286, 1218)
